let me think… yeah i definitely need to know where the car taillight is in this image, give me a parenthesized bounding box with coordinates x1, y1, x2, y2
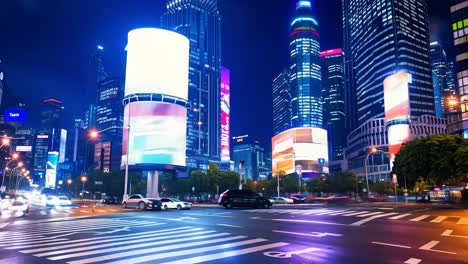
(221, 194, 228, 199)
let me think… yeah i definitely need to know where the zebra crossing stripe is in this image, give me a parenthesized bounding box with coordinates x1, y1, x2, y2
(101, 238, 268, 264)
(46, 231, 230, 260)
(343, 211, 369, 216)
(350, 213, 398, 226)
(431, 216, 448, 223)
(7, 227, 192, 250)
(357, 212, 383, 217)
(303, 209, 328, 215)
(388, 213, 412, 220)
(46, 231, 229, 260)
(161, 242, 289, 264)
(330, 211, 355, 216)
(456, 218, 468, 225)
(409, 215, 431, 222)
(67, 235, 251, 264)
(19, 227, 199, 253)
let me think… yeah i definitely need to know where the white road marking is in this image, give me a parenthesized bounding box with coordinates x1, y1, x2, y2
(96, 210, 106, 213)
(404, 258, 422, 264)
(68, 235, 251, 264)
(272, 230, 342, 237)
(183, 213, 232, 218)
(377, 207, 394, 210)
(161, 242, 289, 264)
(419, 240, 456, 255)
(314, 210, 340, 215)
(40, 211, 47, 215)
(12, 215, 92, 225)
(441, 229, 468, 239)
(343, 211, 369, 216)
(350, 213, 398, 226)
(44, 231, 227, 259)
(263, 247, 320, 259)
(217, 224, 242, 228)
(271, 218, 349, 226)
(372, 241, 411, 249)
(80, 210, 88, 213)
(0, 223, 9, 229)
(357, 212, 383, 217)
(7, 226, 192, 250)
(456, 218, 468, 225)
(303, 209, 328, 215)
(430, 216, 448, 223)
(21, 228, 204, 253)
(330, 210, 355, 215)
(388, 213, 412, 220)
(409, 215, 431, 222)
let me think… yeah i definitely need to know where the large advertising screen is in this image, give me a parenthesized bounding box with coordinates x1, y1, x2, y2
(125, 28, 189, 100)
(384, 72, 412, 168)
(59, 129, 67, 163)
(272, 128, 329, 176)
(220, 67, 231, 161)
(45, 151, 59, 188)
(122, 101, 187, 168)
(4, 108, 27, 123)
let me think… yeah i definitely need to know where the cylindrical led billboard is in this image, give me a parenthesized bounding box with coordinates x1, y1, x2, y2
(384, 72, 412, 169)
(220, 67, 231, 161)
(122, 28, 189, 169)
(125, 28, 189, 100)
(272, 127, 329, 176)
(122, 102, 187, 168)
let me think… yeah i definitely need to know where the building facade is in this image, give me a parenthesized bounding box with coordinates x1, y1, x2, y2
(162, 0, 222, 169)
(232, 135, 267, 181)
(343, 0, 435, 129)
(450, 0, 468, 136)
(272, 69, 291, 136)
(289, 0, 323, 128)
(94, 77, 123, 172)
(430, 39, 447, 118)
(320, 49, 346, 161)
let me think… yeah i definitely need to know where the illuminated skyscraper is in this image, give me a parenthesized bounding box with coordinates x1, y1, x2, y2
(272, 69, 291, 136)
(162, 0, 221, 169)
(290, 0, 322, 128)
(321, 49, 346, 161)
(450, 0, 468, 135)
(430, 39, 447, 118)
(343, 0, 435, 128)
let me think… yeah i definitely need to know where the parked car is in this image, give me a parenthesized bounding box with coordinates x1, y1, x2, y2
(101, 196, 119, 205)
(290, 194, 306, 204)
(9, 199, 29, 215)
(161, 198, 192, 210)
(269, 197, 294, 204)
(122, 194, 162, 210)
(368, 194, 388, 202)
(218, 189, 272, 209)
(0, 193, 12, 215)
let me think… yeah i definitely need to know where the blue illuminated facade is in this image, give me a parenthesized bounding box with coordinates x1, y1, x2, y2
(162, 0, 221, 170)
(289, 0, 322, 128)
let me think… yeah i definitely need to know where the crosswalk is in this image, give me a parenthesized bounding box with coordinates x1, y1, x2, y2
(0, 219, 289, 263)
(245, 208, 468, 225)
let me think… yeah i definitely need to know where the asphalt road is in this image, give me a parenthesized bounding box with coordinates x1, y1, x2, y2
(0, 204, 467, 264)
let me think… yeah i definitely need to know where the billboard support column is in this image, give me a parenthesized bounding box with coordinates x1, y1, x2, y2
(146, 170, 159, 199)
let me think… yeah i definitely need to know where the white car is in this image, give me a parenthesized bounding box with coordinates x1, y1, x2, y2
(122, 194, 162, 210)
(269, 197, 294, 204)
(161, 198, 192, 210)
(9, 199, 29, 215)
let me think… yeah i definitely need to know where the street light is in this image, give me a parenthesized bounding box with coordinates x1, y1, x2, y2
(1, 153, 19, 189)
(16, 174, 30, 190)
(364, 147, 385, 195)
(89, 125, 130, 201)
(81, 176, 87, 192)
(1, 137, 10, 148)
(9, 162, 24, 190)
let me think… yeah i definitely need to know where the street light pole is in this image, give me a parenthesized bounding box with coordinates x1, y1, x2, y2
(364, 148, 386, 196)
(2, 155, 19, 189)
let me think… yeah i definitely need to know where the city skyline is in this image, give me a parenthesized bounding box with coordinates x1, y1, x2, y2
(0, 0, 453, 148)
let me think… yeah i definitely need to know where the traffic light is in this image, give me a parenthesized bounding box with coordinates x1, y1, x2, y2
(321, 176, 327, 182)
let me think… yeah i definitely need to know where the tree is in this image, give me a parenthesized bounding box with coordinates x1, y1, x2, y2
(207, 162, 220, 193)
(372, 182, 394, 195)
(219, 171, 239, 192)
(243, 179, 256, 192)
(393, 134, 468, 187)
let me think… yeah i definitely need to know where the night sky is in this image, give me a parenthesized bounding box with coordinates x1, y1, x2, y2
(0, 0, 452, 150)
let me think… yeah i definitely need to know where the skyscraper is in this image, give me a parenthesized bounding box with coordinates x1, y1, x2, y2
(232, 135, 266, 181)
(272, 69, 291, 136)
(290, 0, 322, 128)
(343, 0, 435, 129)
(430, 39, 447, 118)
(162, 0, 221, 169)
(320, 49, 346, 161)
(450, 0, 468, 135)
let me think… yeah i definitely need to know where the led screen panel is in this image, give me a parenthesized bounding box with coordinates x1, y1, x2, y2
(384, 72, 412, 168)
(125, 28, 189, 100)
(4, 108, 27, 123)
(15, 146, 32, 152)
(220, 67, 231, 161)
(122, 101, 187, 168)
(272, 128, 329, 175)
(45, 151, 59, 188)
